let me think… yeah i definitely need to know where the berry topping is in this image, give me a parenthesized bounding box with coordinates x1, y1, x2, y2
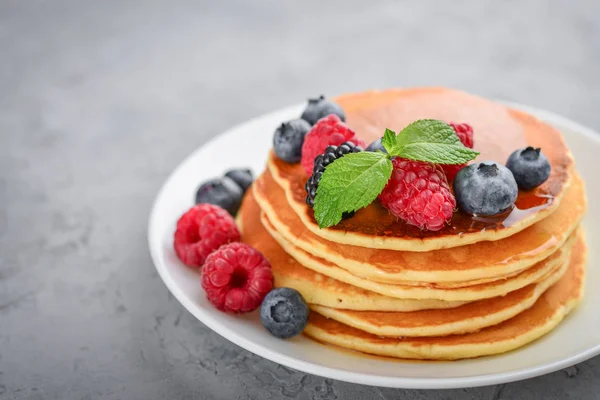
(174, 204, 241, 268)
(195, 177, 243, 216)
(224, 168, 254, 193)
(202, 243, 273, 313)
(442, 122, 475, 182)
(506, 147, 551, 190)
(273, 119, 312, 163)
(300, 114, 365, 175)
(305, 141, 363, 208)
(378, 158, 456, 231)
(454, 161, 518, 216)
(448, 122, 474, 148)
(366, 138, 387, 153)
(300, 95, 346, 126)
(260, 288, 309, 339)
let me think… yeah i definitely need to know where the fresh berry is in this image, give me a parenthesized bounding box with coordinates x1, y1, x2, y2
(454, 162, 518, 216)
(305, 141, 363, 208)
(506, 147, 551, 190)
(174, 204, 241, 268)
(202, 243, 273, 313)
(300, 95, 346, 126)
(366, 138, 387, 153)
(260, 288, 309, 339)
(442, 164, 465, 183)
(195, 177, 243, 216)
(441, 122, 475, 182)
(273, 119, 312, 163)
(448, 122, 474, 148)
(300, 114, 365, 175)
(225, 168, 254, 193)
(378, 158, 456, 231)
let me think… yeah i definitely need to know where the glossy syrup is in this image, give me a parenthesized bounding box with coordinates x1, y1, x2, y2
(276, 155, 556, 240)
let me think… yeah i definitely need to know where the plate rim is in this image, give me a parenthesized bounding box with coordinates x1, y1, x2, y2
(148, 100, 600, 389)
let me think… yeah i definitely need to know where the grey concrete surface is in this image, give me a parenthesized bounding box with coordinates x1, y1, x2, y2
(1, 0, 599, 399)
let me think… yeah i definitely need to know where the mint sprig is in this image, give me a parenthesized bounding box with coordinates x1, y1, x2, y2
(313, 119, 479, 228)
(314, 152, 393, 228)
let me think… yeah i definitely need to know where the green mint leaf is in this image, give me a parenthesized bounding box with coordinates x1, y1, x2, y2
(392, 119, 479, 164)
(381, 128, 399, 154)
(313, 152, 393, 228)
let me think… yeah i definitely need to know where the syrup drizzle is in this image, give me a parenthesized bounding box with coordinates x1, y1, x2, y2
(278, 156, 556, 240)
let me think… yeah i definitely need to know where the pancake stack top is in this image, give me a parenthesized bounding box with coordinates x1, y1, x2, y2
(240, 87, 587, 360)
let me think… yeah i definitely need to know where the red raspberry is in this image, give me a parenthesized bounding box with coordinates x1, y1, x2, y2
(202, 243, 274, 313)
(300, 114, 365, 175)
(442, 122, 475, 182)
(449, 122, 474, 148)
(173, 204, 240, 268)
(379, 158, 456, 231)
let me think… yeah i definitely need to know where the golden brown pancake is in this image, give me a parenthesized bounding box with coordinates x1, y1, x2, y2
(303, 234, 587, 360)
(255, 169, 586, 284)
(239, 190, 466, 311)
(268, 87, 573, 251)
(263, 212, 576, 302)
(311, 243, 572, 337)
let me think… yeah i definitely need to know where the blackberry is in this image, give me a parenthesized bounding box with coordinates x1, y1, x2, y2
(305, 141, 363, 210)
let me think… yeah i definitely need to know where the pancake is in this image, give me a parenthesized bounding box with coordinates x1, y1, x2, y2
(254, 169, 586, 284)
(263, 213, 577, 302)
(268, 87, 573, 251)
(239, 190, 466, 311)
(304, 234, 587, 360)
(311, 241, 573, 337)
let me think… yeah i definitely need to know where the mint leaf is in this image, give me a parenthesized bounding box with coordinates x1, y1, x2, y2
(313, 152, 393, 228)
(393, 119, 479, 164)
(382, 128, 399, 154)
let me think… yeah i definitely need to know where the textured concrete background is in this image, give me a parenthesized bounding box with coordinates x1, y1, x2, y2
(1, 0, 599, 399)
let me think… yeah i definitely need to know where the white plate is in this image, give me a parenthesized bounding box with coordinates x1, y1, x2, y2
(148, 101, 599, 389)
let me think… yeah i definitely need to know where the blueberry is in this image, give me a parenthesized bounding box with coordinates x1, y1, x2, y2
(195, 177, 243, 216)
(260, 288, 309, 339)
(366, 138, 387, 153)
(506, 147, 551, 190)
(224, 168, 254, 193)
(273, 119, 311, 163)
(454, 161, 518, 216)
(300, 95, 346, 125)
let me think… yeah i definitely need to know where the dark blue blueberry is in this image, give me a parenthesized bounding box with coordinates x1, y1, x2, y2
(366, 138, 387, 153)
(224, 168, 254, 193)
(454, 161, 518, 216)
(506, 147, 551, 190)
(260, 288, 309, 339)
(273, 119, 311, 163)
(195, 177, 243, 216)
(300, 95, 346, 125)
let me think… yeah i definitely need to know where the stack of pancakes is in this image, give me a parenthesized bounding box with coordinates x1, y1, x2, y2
(239, 88, 588, 360)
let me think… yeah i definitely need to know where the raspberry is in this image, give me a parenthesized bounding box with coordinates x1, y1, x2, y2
(449, 122, 474, 148)
(379, 158, 456, 231)
(202, 243, 274, 313)
(442, 123, 475, 182)
(300, 114, 365, 175)
(441, 164, 464, 183)
(173, 204, 240, 268)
